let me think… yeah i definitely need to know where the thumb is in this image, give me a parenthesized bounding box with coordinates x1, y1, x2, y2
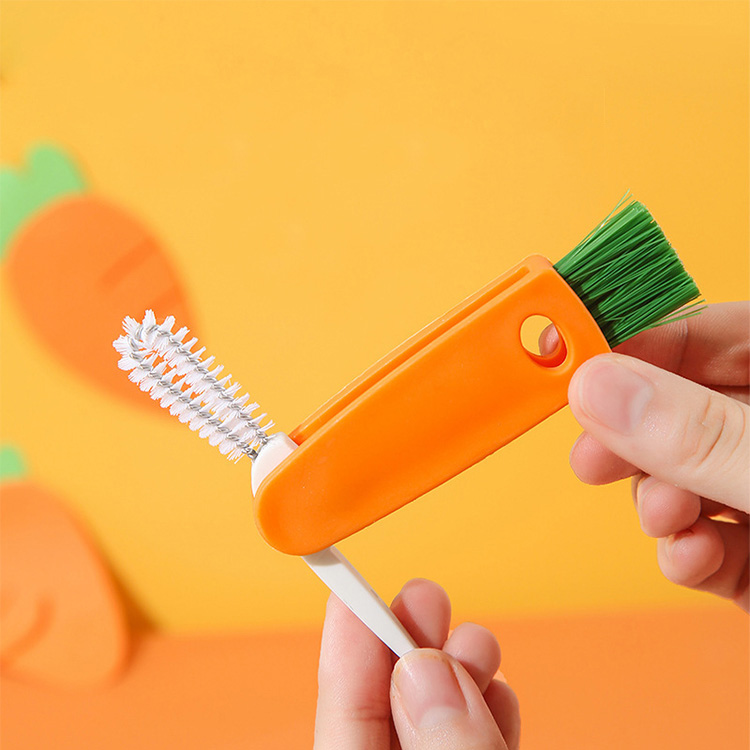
(391, 649, 508, 749)
(569, 353, 749, 512)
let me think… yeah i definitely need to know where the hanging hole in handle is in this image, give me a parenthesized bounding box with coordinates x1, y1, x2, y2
(520, 315, 567, 367)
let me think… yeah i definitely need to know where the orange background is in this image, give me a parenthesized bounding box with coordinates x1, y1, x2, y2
(2, 0, 747, 632)
(1, 2, 748, 748)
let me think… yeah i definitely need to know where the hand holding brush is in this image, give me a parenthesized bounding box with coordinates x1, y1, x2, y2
(314, 302, 748, 750)
(568, 301, 749, 612)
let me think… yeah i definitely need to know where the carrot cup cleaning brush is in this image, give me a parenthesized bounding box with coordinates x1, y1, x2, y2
(113, 194, 703, 653)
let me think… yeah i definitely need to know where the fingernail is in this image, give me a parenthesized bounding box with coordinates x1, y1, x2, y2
(393, 650, 466, 729)
(576, 358, 653, 434)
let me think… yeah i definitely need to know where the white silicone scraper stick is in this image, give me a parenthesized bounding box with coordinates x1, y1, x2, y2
(251, 433, 417, 658)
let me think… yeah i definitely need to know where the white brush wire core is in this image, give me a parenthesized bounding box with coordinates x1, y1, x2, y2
(113, 310, 273, 460)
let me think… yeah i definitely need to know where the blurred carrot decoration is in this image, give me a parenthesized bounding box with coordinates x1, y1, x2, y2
(0, 145, 195, 409)
(0, 445, 130, 688)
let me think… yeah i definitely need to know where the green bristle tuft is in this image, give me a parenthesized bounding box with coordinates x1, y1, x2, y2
(554, 195, 705, 348)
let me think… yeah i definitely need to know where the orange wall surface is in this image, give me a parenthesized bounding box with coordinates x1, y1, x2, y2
(1, 0, 748, 632)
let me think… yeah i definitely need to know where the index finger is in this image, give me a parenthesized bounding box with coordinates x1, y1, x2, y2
(314, 580, 452, 749)
(541, 302, 748, 386)
(615, 301, 749, 386)
(315, 594, 393, 750)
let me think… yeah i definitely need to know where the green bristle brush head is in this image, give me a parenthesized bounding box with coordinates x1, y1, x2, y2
(554, 195, 705, 348)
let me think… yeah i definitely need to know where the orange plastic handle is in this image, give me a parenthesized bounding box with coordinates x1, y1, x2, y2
(254, 255, 610, 555)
